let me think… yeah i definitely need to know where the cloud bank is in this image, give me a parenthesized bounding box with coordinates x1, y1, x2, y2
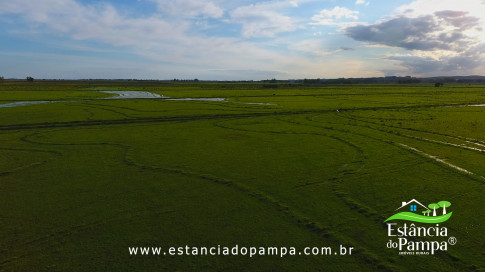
(0, 0, 309, 79)
(0, 0, 484, 79)
(345, 0, 485, 75)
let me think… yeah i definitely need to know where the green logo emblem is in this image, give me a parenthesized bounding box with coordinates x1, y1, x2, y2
(384, 199, 452, 224)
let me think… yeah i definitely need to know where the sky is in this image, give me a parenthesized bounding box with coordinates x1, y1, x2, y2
(0, 0, 484, 80)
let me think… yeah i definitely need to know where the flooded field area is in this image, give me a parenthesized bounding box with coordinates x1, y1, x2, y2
(0, 90, 226, 108)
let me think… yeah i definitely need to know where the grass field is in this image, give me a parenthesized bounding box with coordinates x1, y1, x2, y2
(1, 80, 484, 271)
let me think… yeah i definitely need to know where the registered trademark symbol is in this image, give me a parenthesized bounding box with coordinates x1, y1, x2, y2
(448, 236, 457, 245)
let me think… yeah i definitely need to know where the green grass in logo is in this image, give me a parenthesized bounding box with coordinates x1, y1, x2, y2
(384, 212, 452, 223)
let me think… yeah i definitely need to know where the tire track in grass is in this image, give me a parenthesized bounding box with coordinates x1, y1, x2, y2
(126, 150, 397, 271)
(306, 113, 485, 212)
(19, 125, 397, 271)
(0, 112, 305, 131)
(282, 113, 485, 186)
(212, 118, 399, 271)
(271, 116, 396, 220)
(225, 115, 477, 270)
(401, 133, 485, 153)
(308, 113, 485, 184)
(10, 111, 476, 270)
(0, 208, 177, 268)
(464, 139, 485, 148)
(1, 131, 179, 268)
(77, 103, 133, 118)
(3, 101, 485, 131)
(215, 115, 430, 225)
(338, 110, 485, 151)
(0, 147, 61, 177)
(84, 99, 268, 116)
(338, 114, 485, 183)
(217, 115, 383, 221)
(282, 117, 479, 220)
(397, 143, 485, 181)
(15, 115, 479, 271)
(274, 115, 482, 270)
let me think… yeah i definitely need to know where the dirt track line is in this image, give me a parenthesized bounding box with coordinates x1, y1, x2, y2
(0, 102, 481, 131)
(402, 134, 485, 153)
(398, 143, 485, 181)
(0, 112, 302, 131)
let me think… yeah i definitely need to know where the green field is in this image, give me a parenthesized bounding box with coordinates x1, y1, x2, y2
(1, 81, 484, 271)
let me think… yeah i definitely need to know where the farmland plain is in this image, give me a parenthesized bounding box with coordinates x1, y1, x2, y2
(1, 80, 484, 271)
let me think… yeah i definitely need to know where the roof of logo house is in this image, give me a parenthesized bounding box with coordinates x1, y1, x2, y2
(395, 199, 428, 211)
(385, 199, 452, 224)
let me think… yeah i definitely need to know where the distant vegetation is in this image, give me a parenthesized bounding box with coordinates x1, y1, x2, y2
(0, 81, 484, 271)
(1, 75, 485, 84)
(1, 75, 484, 86)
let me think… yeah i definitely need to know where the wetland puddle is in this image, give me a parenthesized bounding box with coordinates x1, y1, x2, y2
(0, 101, 51, 108)
(101, 90, 164, 99)
(166, 97, 225, 102)
(0, 90, 227, 108)
(100, 90, 226, 101)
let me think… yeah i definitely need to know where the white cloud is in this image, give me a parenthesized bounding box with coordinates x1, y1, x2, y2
(0, 0, 327, 79)
(389, 0, 485, 56)
(355, 0, 370, 5)
(9, 0, 482, 79)
(395, 0, 485, 43)
(395, 0, 484, 17)
(346, 0, 485, 76)
(230, 1, 300, 38)
(290, 39, 329, 57)
(319, 6, 359, 19)
(151, 0, 224, 19)
(311, 6, 359, 26)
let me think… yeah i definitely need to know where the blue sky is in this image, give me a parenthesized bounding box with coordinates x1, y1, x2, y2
(0, 0, 484, 80)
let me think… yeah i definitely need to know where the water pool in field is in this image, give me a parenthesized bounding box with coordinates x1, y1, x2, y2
(101, 90, 164, 99)
(166, 97, 225, 102)
(0, 90, 226, 108)
(0, 101, 51, 108)
(101, 90, 225, 101)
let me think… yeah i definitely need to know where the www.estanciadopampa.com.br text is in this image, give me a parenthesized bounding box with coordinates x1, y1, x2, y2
(129, 245, 354, 258)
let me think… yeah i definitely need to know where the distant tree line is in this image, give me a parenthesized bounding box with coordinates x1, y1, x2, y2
(324, 76, 421, 84)
(2, 76, 484, 84)
(303, 78, 324, 85)
(172, 78, 199, 82)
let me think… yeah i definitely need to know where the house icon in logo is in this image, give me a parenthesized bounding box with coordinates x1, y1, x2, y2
(385, 199, 453, 223)
(395, 199, 428, 212)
